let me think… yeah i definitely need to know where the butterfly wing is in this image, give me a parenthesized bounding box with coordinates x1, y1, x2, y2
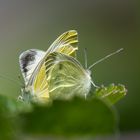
(28, 30, 79, 85)
(20, 30, 78, 102)
(19, 49, 45, 85)
(46, 30, 78, 57)
(44, 52, 92, 99)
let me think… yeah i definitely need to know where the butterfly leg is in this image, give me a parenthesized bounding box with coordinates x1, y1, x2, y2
(91, 80, 99, 88)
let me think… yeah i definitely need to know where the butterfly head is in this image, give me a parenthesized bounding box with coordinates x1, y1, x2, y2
(86, 69, 91, 76)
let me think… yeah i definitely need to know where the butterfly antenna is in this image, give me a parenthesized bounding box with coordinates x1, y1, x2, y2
(88, 48, 123, 70)
(0, 74, 23, 87)
(84, 48, 88, 69)
(18, 74, 25, 87)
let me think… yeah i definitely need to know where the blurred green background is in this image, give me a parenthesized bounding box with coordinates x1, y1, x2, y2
(0, 0, 139, 136)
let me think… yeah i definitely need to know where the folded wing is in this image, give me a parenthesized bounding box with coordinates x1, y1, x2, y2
(46, 30, 78, 56)
(19, 49, 45, 85)
(44, 52, 91, 99)
(25, 30, 79, 102)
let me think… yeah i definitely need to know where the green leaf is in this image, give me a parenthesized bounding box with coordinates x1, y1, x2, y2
(0, 95, 32, 140)
(0, 84, 127, 139)
(0, 96, 18, 140)
(20, 97, 118, 137)
(94, 84, 127, 105)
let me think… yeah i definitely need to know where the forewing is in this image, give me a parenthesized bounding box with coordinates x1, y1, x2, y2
(46, 30, 78, 56)
(32, 63, 49, 102)
(44, 52, 91, 99)
(25, 30, 79, 101)
(19, 49, 45, 85)
(27, 30, 78, 87)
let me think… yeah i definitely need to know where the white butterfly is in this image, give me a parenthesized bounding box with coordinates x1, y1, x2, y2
(19, 30, 78, 102)
(19, 29, 123, 102)
(43, 47, 123, 100)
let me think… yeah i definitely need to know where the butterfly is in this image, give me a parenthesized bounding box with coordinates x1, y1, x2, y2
(43, 46, 123, 100)
(19, 29, 123, 103)
(19, 30, 78, 102)
(43, 52, 94, 100)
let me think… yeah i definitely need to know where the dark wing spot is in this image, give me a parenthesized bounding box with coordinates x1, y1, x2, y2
(20, 50, 37, 74)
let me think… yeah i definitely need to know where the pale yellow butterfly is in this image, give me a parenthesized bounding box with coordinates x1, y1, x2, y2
(43, 48, 123, 100)
(19, 30, 78, 102)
